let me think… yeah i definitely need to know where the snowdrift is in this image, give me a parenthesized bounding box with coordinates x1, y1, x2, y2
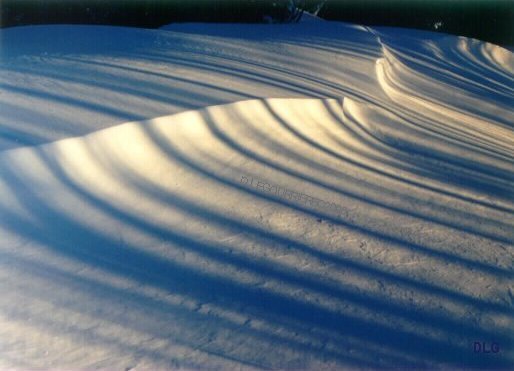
(0, 19, 513, 369)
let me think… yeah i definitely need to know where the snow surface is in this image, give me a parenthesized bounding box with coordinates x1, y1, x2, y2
(0, 16, 513, 369)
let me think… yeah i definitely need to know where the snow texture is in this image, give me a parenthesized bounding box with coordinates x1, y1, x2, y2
(0, 16, 513, 369)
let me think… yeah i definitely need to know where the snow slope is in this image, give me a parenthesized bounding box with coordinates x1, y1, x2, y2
(0, 18, 513, 369)
(0, 20, 383, 150)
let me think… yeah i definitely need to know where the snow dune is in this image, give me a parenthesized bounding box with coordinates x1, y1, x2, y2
(0, 21, 383, 150)
(0, 18, 513, 369)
